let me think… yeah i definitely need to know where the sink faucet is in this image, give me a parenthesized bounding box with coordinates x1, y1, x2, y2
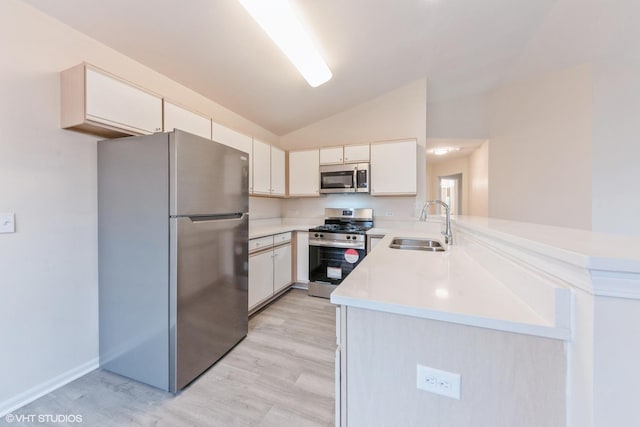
(419, 200, 453, 245)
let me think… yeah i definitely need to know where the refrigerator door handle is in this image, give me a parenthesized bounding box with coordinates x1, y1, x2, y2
(185, 213, 247, 223)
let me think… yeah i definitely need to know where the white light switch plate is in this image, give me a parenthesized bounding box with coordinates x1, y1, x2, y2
(0, 213, 16, 233)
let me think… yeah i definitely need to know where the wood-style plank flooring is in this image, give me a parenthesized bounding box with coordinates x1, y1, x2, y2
(6, 289, 335, 426)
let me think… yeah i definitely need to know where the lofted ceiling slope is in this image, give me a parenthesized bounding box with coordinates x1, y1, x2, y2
(21, 0, 640, 135)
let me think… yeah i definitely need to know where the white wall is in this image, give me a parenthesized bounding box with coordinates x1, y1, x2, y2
(426, 91, 489, 139)
(0, 0, 278, 414)
(488, 65, 592, 229)
(593, 296, 640, 426)
(280, 78, 427, 150)
(426, 60, 640, 236)
(468, 141, 489, 217)
(591, 57, 640, 236)
(281, 78, 428, 220)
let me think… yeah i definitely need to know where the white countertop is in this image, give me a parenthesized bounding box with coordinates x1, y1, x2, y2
(453, 216, 640, 273)
(249, 222, 321, 239)
(331, 229, 571, 340)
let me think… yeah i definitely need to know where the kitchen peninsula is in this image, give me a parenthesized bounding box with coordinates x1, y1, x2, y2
(332, 217, 640, 427)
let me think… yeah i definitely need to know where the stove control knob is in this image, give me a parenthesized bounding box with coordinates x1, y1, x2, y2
(320, 234, 324, 238)
(346, 235, 351, 240)
(314, 233, 319, 238)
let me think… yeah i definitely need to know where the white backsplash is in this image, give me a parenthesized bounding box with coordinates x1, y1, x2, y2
(283, 194, 424, 222)
(249, 196, 283, 220)
(249, 194, 428, 225)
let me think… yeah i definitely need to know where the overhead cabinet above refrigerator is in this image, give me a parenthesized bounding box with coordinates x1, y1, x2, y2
(61, 63, 163, 138)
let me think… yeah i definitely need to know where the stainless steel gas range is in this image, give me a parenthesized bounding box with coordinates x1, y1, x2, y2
(308, 208, 373, 298)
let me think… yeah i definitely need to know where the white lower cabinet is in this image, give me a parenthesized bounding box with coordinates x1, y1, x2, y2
(248, 232, 292, 312)
(273, 244, 292, 293)
(295, 231, 309, 283)
(248, 249, 274, 309)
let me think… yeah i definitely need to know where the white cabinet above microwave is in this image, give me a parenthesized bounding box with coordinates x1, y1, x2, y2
(319, 144, 370, 165)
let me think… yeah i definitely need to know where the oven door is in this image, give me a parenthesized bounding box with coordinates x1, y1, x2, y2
(319, 165, 356, 194)
(309, 243, 366, 285)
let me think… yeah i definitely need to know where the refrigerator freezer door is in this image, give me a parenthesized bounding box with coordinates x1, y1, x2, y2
(170, 213, 249, 391)
(170, 130, 249, 216)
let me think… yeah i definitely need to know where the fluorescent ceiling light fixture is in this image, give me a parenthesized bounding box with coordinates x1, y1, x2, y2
(435, 288, 450, 299)
(238, 0, 332, 87)
(432, 147, 461, 156)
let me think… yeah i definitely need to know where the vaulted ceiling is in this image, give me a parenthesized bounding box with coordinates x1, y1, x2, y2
(22, 0, 640, 135)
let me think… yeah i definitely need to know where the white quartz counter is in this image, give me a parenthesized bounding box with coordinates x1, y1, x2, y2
(454, 216, 640, 273)
(331, 228, 572, 340)
(249, 222, 321, 239)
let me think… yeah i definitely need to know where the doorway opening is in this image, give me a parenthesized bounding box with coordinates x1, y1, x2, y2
(438, 173, 462, 215)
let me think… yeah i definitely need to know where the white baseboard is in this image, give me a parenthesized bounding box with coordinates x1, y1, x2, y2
(291, 282, 309, 290)
(0, 358, 99, 417)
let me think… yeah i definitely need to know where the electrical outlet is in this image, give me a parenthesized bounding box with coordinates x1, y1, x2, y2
(416, 364, 461, 399)
(385, 211, 394, 216)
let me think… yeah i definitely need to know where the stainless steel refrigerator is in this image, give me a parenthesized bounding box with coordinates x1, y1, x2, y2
(98, 130, 249, 392)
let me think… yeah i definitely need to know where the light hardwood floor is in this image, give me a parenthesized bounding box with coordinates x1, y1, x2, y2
(6, 289, 336, 426)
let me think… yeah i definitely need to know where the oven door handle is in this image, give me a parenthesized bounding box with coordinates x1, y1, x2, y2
(309, 240, 365, 249)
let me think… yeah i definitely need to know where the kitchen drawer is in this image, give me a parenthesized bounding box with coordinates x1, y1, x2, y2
(274, 232, 292, 245)
(249, 236, 274, 253)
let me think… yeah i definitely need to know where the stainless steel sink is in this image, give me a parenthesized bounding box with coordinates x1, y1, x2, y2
(389, 237, 446, 252)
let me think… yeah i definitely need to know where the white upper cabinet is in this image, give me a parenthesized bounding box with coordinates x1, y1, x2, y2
(212, 122, 253, 192)
(253, 139, 272, 195)
(320, 144, 370, 164)
(61, 64, 162, 138)
(253, 139, 285, 197)
(271, 146, 286, 196)
(320, 146, 344, 165)
(212, 123, 252, 154)
(344, 144, 370, 163)
(163, 100, 211, 139)
(370, 139, 417, 196)
(288, 149, 320, 197)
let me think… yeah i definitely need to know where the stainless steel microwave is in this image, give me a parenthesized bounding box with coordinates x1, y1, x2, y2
(319, 163, 369, 194)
